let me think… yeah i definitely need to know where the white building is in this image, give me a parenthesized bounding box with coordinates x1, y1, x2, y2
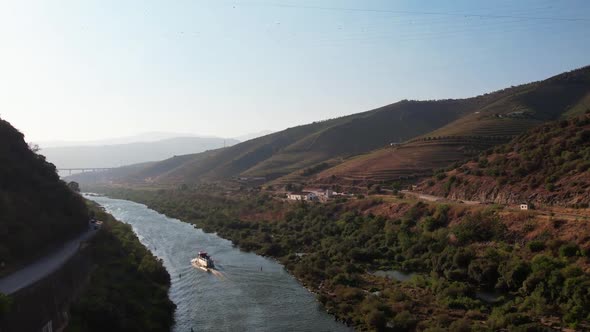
(287, 192, 317, 201)
(306, 188, 334, 200)
(520, 203, 529, 210)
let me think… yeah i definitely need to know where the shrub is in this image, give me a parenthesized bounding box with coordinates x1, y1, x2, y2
(559, 243, 579, 258)
(576, 162, 590, 172)
(391, 311, 417, 331)
(422, 216, 438, 232)
(365, 309, 388, 330)
(452, 212, 505, 244)
(575, 130, 590, 144)
(468, 258, 499, 286)
(527, 241, 546, 253)
(448, 318, 473, 332)
(497, 259, 531, 290)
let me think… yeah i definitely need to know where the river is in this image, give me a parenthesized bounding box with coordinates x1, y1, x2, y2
(86, 195, 350, 332)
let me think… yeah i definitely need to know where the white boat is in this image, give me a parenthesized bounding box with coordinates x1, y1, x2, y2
(191, 251, 215, 271)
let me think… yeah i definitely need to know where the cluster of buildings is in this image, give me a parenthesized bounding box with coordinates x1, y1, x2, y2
(286, 188, 336, 202)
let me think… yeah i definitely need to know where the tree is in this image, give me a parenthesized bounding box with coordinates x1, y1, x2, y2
(68, 181, 81, 192)
(28, 142, 40, 153)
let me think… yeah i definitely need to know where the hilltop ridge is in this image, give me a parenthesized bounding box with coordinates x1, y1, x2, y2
(41, 136, 239, 170)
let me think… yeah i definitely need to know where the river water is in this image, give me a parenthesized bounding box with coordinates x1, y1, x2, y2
(86, 195, 349, 332)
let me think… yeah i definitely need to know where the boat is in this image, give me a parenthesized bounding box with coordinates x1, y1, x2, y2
(191, 251, 215, 271)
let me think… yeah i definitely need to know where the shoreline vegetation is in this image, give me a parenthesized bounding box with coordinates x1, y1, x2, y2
(91, 187, 590, 331)
(66, 202, 176, 332)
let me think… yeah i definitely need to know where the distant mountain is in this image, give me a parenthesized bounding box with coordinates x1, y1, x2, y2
(41, 136, 239, 169)
(71, 66, 590, 188)
(418, 113, 590, 207)
(0, 117, 88, 269)
(37, 131, 210, 148)
(233, 130, 274, 142)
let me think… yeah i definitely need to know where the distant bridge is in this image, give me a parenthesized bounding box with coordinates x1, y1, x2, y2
(57, 168, 114, 176)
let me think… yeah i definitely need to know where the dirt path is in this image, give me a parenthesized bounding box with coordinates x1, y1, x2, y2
(401, 190, 590, 221)
(400, 190, 481, 205)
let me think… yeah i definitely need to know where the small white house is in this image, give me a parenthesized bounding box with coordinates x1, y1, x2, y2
(287, 192, 317, 201)
(520, 203, 529, 211)
(314, 189, 334, 197)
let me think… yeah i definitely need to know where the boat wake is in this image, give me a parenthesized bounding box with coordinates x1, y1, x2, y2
(210, 269, 225, 279)
(191, 258, 226, 280)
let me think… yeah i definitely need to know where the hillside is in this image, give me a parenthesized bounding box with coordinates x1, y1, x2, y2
(71, 66, 590, 188)
(41, 136, 238, 170)
(310, 66, 590, 189)
(71, 98, 480, 186)
(418, 113, 590, 207)
(0, 118, 88, 272)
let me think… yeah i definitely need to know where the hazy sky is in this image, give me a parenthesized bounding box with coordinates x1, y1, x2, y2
(1, 0, 589, 142)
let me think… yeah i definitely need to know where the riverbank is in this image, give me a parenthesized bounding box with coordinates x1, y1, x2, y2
(91, 187, 590, 331)
(65, 202, 175, 332)
(86, 195, 349, 332)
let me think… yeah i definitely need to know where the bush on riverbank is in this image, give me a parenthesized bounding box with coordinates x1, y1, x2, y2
(66, 204, 175, 332)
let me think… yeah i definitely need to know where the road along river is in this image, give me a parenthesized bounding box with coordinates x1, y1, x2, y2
(86, 195, 350, 332)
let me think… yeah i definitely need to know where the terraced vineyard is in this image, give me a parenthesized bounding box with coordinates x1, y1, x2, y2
(313, 136, 511, 189)
(427, 115, 544, 138)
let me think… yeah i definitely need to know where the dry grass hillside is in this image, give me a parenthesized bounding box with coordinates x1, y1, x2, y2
(418, 113, 590, 207)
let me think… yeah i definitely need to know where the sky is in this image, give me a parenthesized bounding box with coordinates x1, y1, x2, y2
(1, 0, 589, 143)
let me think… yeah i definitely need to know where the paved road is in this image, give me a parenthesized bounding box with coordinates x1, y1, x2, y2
(0, 227, 98, 295)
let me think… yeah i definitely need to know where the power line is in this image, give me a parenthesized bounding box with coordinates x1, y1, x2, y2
(235, 1, 590, 22)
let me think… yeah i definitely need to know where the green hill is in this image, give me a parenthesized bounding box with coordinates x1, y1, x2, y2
(0, 118, 88, 272)
(419, 113, 590, 207)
